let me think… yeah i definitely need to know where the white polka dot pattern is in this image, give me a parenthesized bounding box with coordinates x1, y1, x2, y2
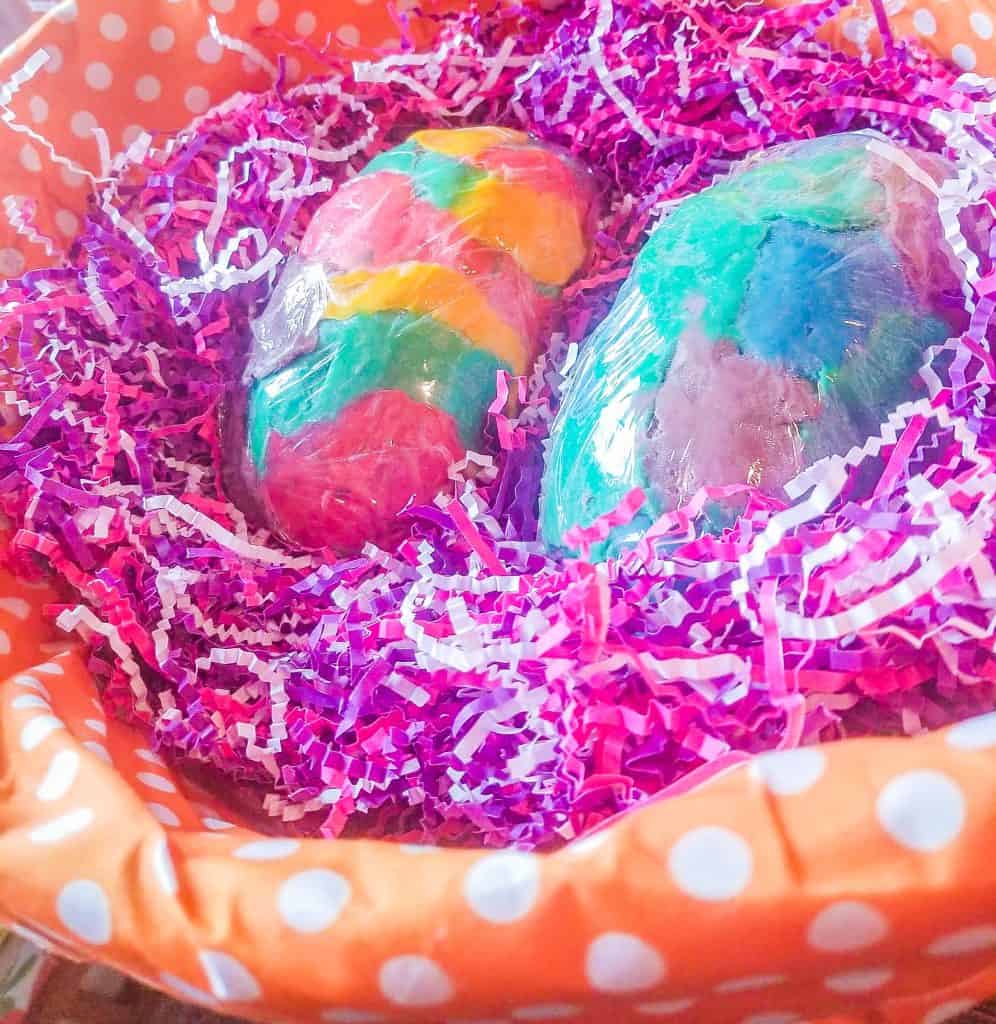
(278, 869, 351, 933)
(234, 838, 301, 861)
(463, 852, 540, 923)
(37, 749, 80, 801)
(585, 932, 666, 994)
(379, 955, 454, 1007)
(668, 826, 753, 901)
(635, 999, 696, 1016)
(750, 748, 825, 795)
(29, 807, 94, 843)
(823, 966, 893, 993)
(807, 901, 889, 952)
(922, 1001, 976, 1024)
(56, 879, 112, 944)
(85, 62, 114, 91)
(926, 924, 996, 956)
(198, 950, 262, 1003)
(876, 770, 965, 852)
(99, 12, 128, 41)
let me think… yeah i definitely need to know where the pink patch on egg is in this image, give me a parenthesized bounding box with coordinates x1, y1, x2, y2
(643, 320, 821, 510)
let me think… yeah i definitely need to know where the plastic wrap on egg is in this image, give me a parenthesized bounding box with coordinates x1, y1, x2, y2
(239, 127, 598, 553)
(541, 131, 983, 559)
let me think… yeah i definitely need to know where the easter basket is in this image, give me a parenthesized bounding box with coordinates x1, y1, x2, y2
(2, 1, 996, 1024)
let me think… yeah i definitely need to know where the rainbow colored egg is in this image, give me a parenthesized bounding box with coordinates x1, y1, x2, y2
(246, 127, 597, 552)
(541, 132, 975, 558)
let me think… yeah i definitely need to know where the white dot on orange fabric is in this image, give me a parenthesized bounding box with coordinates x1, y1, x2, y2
(147, 802, 180, 827)
(0, 249, 25, 276)
(14, 675, 49, 697)
(99, 13, 128, 41)
(463, 852, 540, 923)
(43, 45, 64, 73)
(715, 975, 785, 994)
(71, 111, 98, 140)
(922, 1001, 976, 1024)
(912, 7, 937, 34)
(83, 741, 111, 764)
(85, 62, 113, 91)
(927, 925, 996, 956)
(122, 125, 145, 148)
(285, 57, 302, 81)
(510, 1007, 579, 1021)
(278, 869, 351, 933)
(60, 165, 86, 188)
(0, 628, 11, 655)
(296, 11, 318, 35)
(379, 955, 454, 1007)
(970, 11, 994, 38)
(37, 749, 80, 801)
(320, 1011, 385, 1023)
(876, 770, 965, 852)
(823, 967, 893, 993)
(202, 817, 235, 831)
(137, 771, 176, 793)
(29, 807, 94, 844)
(750, 748, 825, 795)
(234, 838, 300, 860)
(55, 210, 80, 238)
(160, 972, 215, 1006)
(34, 662, 65, 676)
(54, 1, 78, 22)
(258, 0, 280, 26)
(20, 715, 63, 751)
(198, 950, 262, 1003)
(210, 0, 237, 10)
(337, 24, 361, 46)
(136, 747, 166, 766)
(585, 932, 666, 994)
(12, 694, 51, 711)
(197, 36, 225, 64)
(951, 713, 996, 749)
(668, 826, 753, 901)
(56, 880, 111, 944)
(952, 44, 977, 70)
(807, 901, 889, 952)
(28, 96, 48, 124)
(185, 87, 211, 115)
(0, 597, 32, 620)
(842, 17, 871, 42)
(136, 76, 163, 103)
(149, 26, 176, 52)
(84, 718, 107, 736)
(20, 145, 42, 173)
(153, 836, 178, 895)
(635, 1000, 696, 1016)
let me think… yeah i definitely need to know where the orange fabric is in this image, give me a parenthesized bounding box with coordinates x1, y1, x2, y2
(766, 0, 995, 74)
(0, 3, 994, 1024)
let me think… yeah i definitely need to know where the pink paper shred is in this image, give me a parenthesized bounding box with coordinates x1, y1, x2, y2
(0, 0, 994, 849)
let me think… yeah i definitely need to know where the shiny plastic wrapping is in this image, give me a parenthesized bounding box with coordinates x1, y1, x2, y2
(243, 126, 597, 553)
(540, 131, 980, 558)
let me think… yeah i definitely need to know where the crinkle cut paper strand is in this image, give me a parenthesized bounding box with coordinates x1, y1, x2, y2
(0, 0, 995, 849)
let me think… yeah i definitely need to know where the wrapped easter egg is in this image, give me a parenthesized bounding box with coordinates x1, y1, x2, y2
(541, 131, 973, 558)
(242, 127, 597, 552)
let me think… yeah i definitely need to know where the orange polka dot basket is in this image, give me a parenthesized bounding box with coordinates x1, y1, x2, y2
(1, 2, 996, 1024)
